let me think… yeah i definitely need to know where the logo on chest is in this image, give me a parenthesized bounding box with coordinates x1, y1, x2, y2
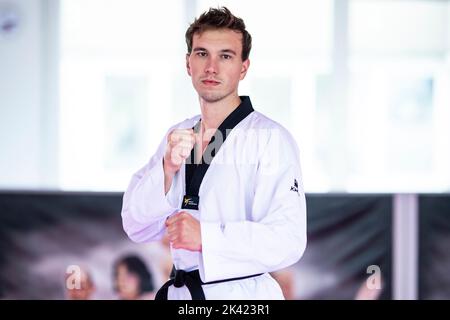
(290, 179, 300, 196)
(182, 195, 200, 210)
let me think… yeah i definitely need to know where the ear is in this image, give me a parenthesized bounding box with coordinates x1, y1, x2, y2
(239, 59, 250, 80)
(186, 54, 192, 77)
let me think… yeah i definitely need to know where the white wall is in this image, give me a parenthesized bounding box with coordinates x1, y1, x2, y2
(0, 0, 58, 189)
(0, 0, 42, 188)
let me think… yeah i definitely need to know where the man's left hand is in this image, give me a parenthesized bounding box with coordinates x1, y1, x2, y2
(165, 211, 202, 252)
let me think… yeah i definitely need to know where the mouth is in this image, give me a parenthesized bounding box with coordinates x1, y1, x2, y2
(201, 79, 221, 86)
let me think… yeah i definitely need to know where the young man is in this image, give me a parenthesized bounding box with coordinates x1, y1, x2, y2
(121, 7, 307, 300)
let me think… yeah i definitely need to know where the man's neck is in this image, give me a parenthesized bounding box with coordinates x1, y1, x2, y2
(199, 93, 242, 132)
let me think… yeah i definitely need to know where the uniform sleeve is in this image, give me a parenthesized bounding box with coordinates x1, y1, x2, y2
(199, 129, 307, 282)
(121, 131, 179, 243)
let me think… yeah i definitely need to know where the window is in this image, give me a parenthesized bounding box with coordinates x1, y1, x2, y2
(59, 0, 190, 190)
(347, 0, 450, 192)
(58, 0, 450, 192)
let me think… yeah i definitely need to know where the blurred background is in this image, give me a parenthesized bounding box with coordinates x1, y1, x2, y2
(0, 0, 449, 299)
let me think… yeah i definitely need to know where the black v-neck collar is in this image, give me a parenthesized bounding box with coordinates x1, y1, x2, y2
(184, 96, 254, 199)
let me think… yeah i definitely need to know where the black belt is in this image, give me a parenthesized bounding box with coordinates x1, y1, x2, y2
(154, 268, 264, 300)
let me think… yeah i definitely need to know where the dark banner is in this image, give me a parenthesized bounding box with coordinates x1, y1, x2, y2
(0, 191, 173, 299)
(419, 195, 450, 299)
(0, 192, 392, 299)
(297, 194, 392, 299)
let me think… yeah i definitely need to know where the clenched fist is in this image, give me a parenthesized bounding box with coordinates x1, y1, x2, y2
(165, 211, 202, 252)
(164, 129, 197, 174)
(163, 129, 199, 193)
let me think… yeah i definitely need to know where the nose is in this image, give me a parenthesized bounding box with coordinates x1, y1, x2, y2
(204, 56, 218, 75)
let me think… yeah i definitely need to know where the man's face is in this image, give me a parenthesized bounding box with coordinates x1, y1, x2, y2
(115, 264, 141, 300)
(186, 28, 250, 103)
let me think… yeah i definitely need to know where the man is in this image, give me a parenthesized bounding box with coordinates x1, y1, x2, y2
(121, 7, 306, 300)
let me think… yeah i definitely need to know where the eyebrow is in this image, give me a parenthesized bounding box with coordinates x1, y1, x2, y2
(192, 47, 237, 56)
(220, 49, 237, 56)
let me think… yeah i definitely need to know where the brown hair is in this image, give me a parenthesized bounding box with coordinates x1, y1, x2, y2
(185, 7, 252, 61)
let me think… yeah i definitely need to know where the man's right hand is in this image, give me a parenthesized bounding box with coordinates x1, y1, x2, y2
(163, 129, 197, 185)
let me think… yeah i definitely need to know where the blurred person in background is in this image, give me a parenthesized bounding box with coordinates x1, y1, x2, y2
(113, 254, 155, 300)
(270, 268, 296, 300)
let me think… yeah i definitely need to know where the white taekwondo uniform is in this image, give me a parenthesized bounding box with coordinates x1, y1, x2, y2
(121, 96, 307, 299)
